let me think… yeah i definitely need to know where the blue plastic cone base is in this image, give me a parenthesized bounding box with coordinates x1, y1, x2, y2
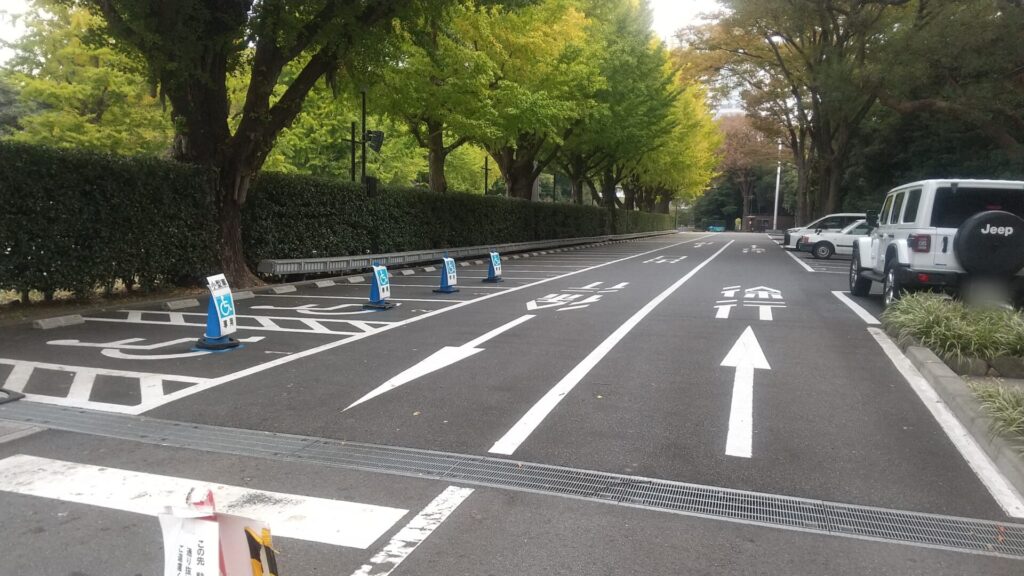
(195, 336, 241, 351)
(481, 277, 504, 283)
(433, 286, 460, 293)
(363, 300, 397, 310)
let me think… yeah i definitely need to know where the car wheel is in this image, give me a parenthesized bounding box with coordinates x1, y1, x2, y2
(795, 239, 804, 252)
(883, 264, 902, 307)
(849, 251, 872, 296)
(813, 242, 834, 259)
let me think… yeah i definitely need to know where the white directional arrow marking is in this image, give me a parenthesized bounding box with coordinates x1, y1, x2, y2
(344, 315, 535, 411)
(720, 326, 770, 458)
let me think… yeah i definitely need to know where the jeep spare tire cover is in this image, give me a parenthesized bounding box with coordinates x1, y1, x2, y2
(954, 210, 1024, 276)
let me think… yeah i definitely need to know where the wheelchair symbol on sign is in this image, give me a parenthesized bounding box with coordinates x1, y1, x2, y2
(376, 269, 390, 286)
(215, 295, 235, 317)
(446, 260, 456, 274)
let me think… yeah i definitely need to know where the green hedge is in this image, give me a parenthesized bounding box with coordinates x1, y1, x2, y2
(0, 142, 217, 296)
(0, 142, 673, 296)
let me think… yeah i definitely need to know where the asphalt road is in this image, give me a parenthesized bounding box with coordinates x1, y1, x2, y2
(1, 232, 1021, 575)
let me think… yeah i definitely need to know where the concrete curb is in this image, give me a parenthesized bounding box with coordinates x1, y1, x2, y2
(232, 290, 255, 301)
(267, 285, 297, 294)
(902, 343, 1024, 498)
(32, 315, 85, 330)
(162, 298, 200, 310)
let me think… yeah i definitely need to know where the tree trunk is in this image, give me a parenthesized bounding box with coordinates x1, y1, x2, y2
(656, 196, 671, 214)
(491, 146, 538, 200)
(216, 166, 261, 288)
(569, 175, 584, 204)
(426, 120, 449, 194)
(740, 175, 753, 231)
(427, 130, 448, 194)
(623, 184, 636, 210)
(600, 169, 618, 208)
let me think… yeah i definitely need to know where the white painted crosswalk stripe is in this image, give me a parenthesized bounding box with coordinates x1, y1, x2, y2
(0, 455, 409, 549)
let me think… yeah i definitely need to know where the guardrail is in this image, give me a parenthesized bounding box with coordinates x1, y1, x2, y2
(257, 230, 676, 276)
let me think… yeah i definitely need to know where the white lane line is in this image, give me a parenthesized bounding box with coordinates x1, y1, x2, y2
(382, 283, 507, 290)
(0, 454, 409, 548)
(0, 358, 206, 383)
(457, 276, 551, 280)
(259, 294, 467, 303)
(832, 291, 880, 325)
(784, 250, 816, 272)
(462, 314, 535, 348)
(868, 328, 1024, 518)
(350, 486, 473, 576)
(489, 240, 734, 455)
(144, 236, 713, 414)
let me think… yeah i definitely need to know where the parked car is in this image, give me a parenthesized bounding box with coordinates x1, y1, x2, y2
(849, 179, 1024, 307)
(783, 213, 866, 250)
(798, 219, 871, 259)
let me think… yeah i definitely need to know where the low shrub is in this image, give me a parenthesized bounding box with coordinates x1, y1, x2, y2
(881, 292, 1024, 362)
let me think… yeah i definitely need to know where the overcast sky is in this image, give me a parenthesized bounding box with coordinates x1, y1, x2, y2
(0, 0, 30, 65)
(649, 0, 723, 46)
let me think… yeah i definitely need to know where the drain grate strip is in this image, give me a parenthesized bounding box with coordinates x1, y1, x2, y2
(1, 401, 1022, 559)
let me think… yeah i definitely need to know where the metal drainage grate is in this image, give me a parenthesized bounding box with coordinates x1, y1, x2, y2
(2, 401, 1022, 559)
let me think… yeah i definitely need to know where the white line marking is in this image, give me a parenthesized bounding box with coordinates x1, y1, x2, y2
(868, 328, 1024, 517)
(351, 486, 473, 576)
(581, 282, 603, 289)
(345, 315, 534, 411)
(66, 372, 96, 401)
(0, 455, 409, 548)
(489, 241, 734, 455)
(462, 314, 534, 348)
(259, 294, 466, 303)
(126, 236, 711, 415)
(784, 250, 816, 272)
(0, 358, 206, 384)
(721, 327, 770, 458)
(3, 363, 33, 393)
(832, 291, 880, 325)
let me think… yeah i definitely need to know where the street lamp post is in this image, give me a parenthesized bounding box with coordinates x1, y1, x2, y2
(772, 139, 782, 231)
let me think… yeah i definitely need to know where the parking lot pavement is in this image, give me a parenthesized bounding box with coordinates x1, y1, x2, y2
(2, 232, 1023, 574)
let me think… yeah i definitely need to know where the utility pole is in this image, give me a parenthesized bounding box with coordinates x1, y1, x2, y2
(350, 122, 357, 182)
(772, 139, 782, 230)
(483, 156, 490, 195)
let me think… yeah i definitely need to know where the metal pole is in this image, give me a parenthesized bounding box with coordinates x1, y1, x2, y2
(350, 122, 356, 182)
(772, 139, 782, 230)
(484, 156, 489, 195)
(360, 90, 367, 183)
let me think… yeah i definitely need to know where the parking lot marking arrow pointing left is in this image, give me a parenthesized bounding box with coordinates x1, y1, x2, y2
(721, 326, 770, 458)
(343, 315, 535, 411)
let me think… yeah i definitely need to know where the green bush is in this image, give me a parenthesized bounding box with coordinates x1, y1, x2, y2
(0, 141, 217, 297)
(882, 292, 1024, 362)
(1, 142, 673, 297)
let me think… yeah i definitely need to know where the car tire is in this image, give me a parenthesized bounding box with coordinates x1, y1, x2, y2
(813, 242, 834, 259)
(883, 262, 903, 307)
(795, 239, 804, 252)
(849, 250, 872, 296)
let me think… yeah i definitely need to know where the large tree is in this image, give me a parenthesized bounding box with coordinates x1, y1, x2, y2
(375, 2, 497, 193)
(3, 2, 172, 154)
(78, 0, 457, 286)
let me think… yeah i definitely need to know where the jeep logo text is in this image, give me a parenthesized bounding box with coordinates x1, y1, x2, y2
(981, 224, 1014, 236)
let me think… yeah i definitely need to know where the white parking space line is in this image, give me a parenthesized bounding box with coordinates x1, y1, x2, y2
(489, 240, 734, 455)
(258, 294, 466, 303)
(784, 250, 816, 272)
(350, 486, 473, 576)
(0, 454, 410, 548)
(831, 291, 880, 325)
(869, 328, 1024, 518)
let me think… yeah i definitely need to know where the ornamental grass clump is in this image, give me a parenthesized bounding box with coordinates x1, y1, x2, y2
(881, 292, 1023, 363)
(972, 383, 1024, 445)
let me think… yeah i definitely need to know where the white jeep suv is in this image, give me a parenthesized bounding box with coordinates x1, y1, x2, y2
(849, 179, 1024, 307)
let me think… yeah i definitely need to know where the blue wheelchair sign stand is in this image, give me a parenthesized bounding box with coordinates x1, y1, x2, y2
(483, 251, 504, 283)
(364, 262, 396, 310)
(195, 273, 242, 351)
(434, 254, 460, 294)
